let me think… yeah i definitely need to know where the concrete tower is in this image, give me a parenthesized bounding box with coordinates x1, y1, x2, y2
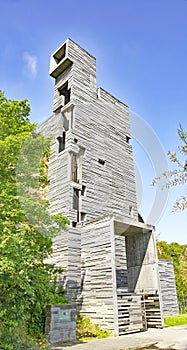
(39, 39, 164, 334)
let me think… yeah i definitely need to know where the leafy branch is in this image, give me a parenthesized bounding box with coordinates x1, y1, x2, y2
(153, 124, 187, 211)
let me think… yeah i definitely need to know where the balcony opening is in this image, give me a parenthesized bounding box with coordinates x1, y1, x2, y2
(57, 131, 66, 152)
(98, 158, 106, 166)
(73, 188, 79, 210)
(72, 154, 78, 183)
(58, 81, 71, 106)
(53, 43, 66, 64)
(81, 185, 86, 196)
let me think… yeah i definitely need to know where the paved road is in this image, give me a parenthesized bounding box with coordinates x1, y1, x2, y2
(52, 325, 187, 350)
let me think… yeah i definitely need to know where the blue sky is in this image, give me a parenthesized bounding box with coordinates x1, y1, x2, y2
(1, 0, 187, 244)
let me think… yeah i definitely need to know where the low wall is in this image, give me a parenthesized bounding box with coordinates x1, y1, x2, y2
(158, 259, 179, 316)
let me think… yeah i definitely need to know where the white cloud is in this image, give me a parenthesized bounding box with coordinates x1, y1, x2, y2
(23, 52, 37, 79)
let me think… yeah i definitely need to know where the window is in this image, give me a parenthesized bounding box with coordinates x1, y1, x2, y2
(57, 131, 66, 152)
(81, 213, 86, 221)
(98, 158, 106, 166)
(72, 221, 77, 227)
(72, 154, 78, 182)
(129, 206, 133, 217)
(63, 115, 69, 131)
(81, 185, 86, 196)
(73, 188, 79, 210)
(126, 136, 131, 144)
(58, 81, 71, 105)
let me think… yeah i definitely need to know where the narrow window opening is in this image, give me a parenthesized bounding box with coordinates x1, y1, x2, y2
(98, 158, 106, 166)
(81, 185, 86, 196)
(74, 138, 78, 143)
(81, 213, 86, 221)
(58, 82, 71, 105)
(63, 115, 69, 131)
(57, 131, 66, 152)
(126, 136, 131, 144)
(53, 43, 66, 64)
(73, 188, 79, 210)
(72, 221, 77, 227)
(71, 108, 74, 129)
(72, 154, 78, 183)
(129, 206, 133, 217)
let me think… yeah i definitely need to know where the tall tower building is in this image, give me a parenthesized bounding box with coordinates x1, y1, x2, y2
(39, 39, 164, 334)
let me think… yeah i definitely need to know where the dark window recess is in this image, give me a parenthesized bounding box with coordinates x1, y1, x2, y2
(77, 211, 80, 223)
(57, 132, 66, 152)
(81, 213, 86, 221)
(74, 138, 78, 143)
(53, 43, 66, 64)
(72, 154, 78, 182)
(129, 206, 133, 216)
(98, 158, 106, 166)
(58, 82, 71, 105)
(73, 188, 79, 210)
(72, 221, 77, 227)
(126, 136, 131, 144)
(81, 185, 86, 196)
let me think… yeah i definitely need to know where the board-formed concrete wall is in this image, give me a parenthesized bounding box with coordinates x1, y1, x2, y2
(38, 38, 180, 333)
(80, 216, 118, 333)
(39, 38, 138, 225)
(158, 259, 179, 316)
(39, 38, 139, 306)
(125, 230, 159, 293)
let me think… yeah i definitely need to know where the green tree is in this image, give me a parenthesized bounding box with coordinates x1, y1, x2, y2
(0, 91, 69, 349)
(153, 125, 187, 211)
(157, 241, 187, 298)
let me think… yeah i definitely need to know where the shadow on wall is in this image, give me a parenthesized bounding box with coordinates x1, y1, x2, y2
(125, 231, 152, 292)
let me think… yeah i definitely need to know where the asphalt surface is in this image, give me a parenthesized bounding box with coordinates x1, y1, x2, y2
(52, 325, 187, 350)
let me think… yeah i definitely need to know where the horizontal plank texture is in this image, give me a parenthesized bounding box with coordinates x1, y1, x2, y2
(39, 38, 177, 335)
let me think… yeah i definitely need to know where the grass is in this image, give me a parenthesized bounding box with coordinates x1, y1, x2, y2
(164, 313, 187, 327)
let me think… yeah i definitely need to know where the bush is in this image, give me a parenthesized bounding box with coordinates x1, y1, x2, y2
(76, 313, 111, 340)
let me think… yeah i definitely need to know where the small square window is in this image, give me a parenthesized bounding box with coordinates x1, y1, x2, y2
(126, 136, 131, 144)
(81, 213, 86, 221)
(98, 158, 106, 166)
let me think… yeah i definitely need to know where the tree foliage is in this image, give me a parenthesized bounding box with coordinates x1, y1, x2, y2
(0, 91, 69, 349)
(153, 125, 187, 211)
(157, 241, 187, 298)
